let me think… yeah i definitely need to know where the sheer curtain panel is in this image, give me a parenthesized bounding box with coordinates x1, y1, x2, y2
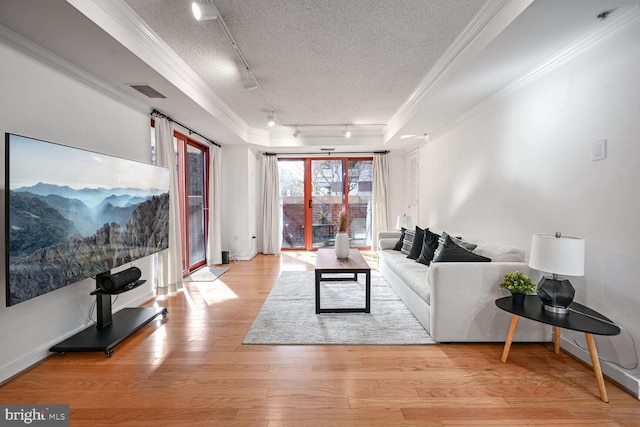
(261, 155, 281, 254)
(372, 153, 390, 251)
(154, 115, 183, 294)
(206, 145, 223, 265)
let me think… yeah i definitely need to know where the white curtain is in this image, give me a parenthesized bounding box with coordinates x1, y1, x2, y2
(154, 115, 183, 294)
(261, 154, 281, 254)
(206, 145, 223, 265)
(372, 152, 390, 251)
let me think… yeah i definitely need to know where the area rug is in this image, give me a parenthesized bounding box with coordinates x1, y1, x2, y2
(185, 266, 230, 282)
(243, 271, 435, 345)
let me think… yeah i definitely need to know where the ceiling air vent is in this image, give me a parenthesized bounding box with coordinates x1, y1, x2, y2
(129, 84, 166, 99)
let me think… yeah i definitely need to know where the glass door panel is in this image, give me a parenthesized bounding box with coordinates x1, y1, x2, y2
(186, 143, 207, 269)
(347, 160, 373, 247)
(279, 160, 305, 249)
(310, 159, 344, 248)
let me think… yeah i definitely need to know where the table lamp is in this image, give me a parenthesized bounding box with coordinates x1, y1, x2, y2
(529, 232, 585, 314)
(395, 214, 412, 231)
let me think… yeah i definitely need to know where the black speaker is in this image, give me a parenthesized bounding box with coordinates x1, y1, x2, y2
(100, 267, 142, 292)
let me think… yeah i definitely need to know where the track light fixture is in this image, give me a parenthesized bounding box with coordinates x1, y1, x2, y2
(192, 2, 219, 20)
(267, 113, 276, 127)
(343, 126, 351, 138)
(293, 126, 301, 138)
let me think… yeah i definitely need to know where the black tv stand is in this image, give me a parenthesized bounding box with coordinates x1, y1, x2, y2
(50, 276, 167, 357)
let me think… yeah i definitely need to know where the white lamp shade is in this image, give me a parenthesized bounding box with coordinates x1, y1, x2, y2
(529, 233, 585, 276)
(395, 215, 412, 231)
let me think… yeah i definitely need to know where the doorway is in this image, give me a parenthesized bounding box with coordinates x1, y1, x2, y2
(175, 132, 209, 275)
(279, 157, 372, 250)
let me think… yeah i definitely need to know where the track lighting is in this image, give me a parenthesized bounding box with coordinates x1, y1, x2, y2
(192, 2, 219, 20)
(267, 113, 276, 127)
(293, 127, 301, 138)
(343, 126, 351, 138)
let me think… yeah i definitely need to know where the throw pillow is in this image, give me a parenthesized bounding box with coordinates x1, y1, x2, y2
(393, 228, 406, 251)
(432, 232, 491, 263)
(416, 228, 440, 265)
(400, 229, 414, 255)
(407, 226, 425, 260)
(451, 235, 478, 251)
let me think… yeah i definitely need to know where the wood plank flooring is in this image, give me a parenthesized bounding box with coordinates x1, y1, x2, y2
(1, 251, 639, 426)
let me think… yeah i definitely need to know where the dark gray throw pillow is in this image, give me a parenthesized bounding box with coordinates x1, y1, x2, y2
(393, 228, 406, 251)
(407, 226, 425, 260)
(451, 235, 477, 251)
(432, 232, 491, 263)
(416, 228, 440, 265)
(400, 229, 414, 255)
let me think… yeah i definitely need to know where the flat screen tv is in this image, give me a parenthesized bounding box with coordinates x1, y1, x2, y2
(5, 133, 170, 306)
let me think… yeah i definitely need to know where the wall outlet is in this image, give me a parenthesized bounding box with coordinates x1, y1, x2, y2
(592, 139, 607, 161)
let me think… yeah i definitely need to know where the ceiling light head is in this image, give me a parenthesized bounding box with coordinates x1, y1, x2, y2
(343, 126, 351, 138)
(192, 2, 219, 20)
(267, 113, 276, 127)
(242, 78, 257, 91)
(293, 127, 301, 138)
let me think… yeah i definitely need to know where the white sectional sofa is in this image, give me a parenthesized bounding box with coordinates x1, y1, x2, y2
(378, 231, 551, 343)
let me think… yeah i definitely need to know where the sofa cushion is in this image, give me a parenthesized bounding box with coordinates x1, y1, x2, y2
(380, 249, 431, 304)
(407, 226, 425, 260)
(473, 241, 525, 261)
(393, 228, 406, 251)
(432, 232, 491, 263)
(416, 228, 440, 266)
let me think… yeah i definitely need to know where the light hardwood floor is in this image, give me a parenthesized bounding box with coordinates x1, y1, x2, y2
(1, 252, 639, 426)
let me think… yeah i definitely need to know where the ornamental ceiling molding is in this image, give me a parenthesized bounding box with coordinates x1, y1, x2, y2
(66, 0, 249, 140)
(0, 23, 148, 113)
(435, 3, 640, 141)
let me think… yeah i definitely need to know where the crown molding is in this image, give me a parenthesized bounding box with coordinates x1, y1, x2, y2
(66, 0, 249, 140)
(385, 0, 531, 141)
(435, 3, 640, 140)
(0, 23, 149, 113)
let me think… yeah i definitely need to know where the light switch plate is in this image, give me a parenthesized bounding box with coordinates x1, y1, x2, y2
(592, 139, 607, 161)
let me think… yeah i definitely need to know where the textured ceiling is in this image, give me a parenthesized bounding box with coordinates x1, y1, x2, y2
(123, 0, 486, 129)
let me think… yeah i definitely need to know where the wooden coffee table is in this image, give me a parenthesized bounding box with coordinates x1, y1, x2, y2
(315, 249, 371, 314)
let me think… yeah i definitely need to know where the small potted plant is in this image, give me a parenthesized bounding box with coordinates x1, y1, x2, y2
(317, 210, 328, 224)
(500, 271, 536, 305)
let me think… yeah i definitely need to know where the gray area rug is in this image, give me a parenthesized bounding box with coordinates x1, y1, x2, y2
(243, 271, 435, 345)
(185, 266, 230, 282)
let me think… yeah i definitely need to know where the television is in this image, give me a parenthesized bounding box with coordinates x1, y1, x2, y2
(4, 133, 170, 306)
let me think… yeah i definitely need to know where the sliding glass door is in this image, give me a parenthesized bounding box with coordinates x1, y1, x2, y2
(310, 159, 344, 248)
(278, 157, 372, 250)
(175, 132, 209, 274)
(279, 160, 305, 249)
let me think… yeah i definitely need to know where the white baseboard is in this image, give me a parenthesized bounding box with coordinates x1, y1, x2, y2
(561, 336, 640, 399)
(0, 290, 155, 385)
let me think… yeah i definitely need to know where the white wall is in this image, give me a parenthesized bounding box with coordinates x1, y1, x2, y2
(0, 38, 157, 382)
(418, 19, 640, 397)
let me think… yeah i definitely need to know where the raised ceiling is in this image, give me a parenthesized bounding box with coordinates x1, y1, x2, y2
(1, 0, 639, 151)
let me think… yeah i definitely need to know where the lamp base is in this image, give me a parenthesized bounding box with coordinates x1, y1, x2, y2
(537, 276, 574, 315)
(542, 304, 570, 315)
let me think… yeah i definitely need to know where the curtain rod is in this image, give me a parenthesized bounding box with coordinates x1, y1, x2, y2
(151, 109, 221, 148)
(264, 150, 389, 156)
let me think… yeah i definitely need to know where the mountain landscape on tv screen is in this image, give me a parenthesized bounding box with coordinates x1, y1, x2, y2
(8, 183, 170, 305)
